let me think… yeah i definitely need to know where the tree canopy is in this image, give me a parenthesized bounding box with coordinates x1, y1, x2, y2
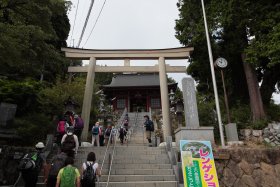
(0, 0, 71, 82)
(175, 0, 280, 122)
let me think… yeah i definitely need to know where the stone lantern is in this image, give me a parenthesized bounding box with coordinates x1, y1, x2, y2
(175, 100, 184, 128)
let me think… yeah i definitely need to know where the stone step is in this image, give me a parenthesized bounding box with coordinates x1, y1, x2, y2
(110, 163, 172, 169)
(77, 154, 168, 160)
(114, 151, 166, 155)
(100, 168, 174, 175)
(76, 158, 170, 165)
(78, 146, 163, 151)
(18, 181, 178, 187)
(97, 181, 178, 187)
(99, 175, 176, 182)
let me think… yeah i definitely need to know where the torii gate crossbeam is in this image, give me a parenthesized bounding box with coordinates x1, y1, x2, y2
(62, 47, 193, 142)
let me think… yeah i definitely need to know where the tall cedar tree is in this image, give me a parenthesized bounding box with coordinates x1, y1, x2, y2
(175, 0, 280, 121)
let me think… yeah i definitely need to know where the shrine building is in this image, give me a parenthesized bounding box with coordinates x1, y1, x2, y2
(102, 73, 177, 113)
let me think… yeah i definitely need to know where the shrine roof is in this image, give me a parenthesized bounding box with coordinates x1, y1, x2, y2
(102, 74, 177, 88)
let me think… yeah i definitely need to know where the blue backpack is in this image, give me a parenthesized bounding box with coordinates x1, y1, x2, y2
(92, 126, 99, 135)
(149, 120, 154, 132)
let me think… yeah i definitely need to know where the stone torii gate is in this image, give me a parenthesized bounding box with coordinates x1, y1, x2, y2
(62, 47, 193, 141)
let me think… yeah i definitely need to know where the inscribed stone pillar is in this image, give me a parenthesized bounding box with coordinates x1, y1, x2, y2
(182, 77, 200, 128)
(81, 57, 96, 141)
(158, 57, 172, 139)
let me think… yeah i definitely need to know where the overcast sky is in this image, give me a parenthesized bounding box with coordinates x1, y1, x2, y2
(66, 0, 189, 89)
(66, 0, 280, 104)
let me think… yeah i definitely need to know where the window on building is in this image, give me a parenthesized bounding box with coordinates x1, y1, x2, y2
(150, 98, 161, 108)
(117, 98, 126, 109)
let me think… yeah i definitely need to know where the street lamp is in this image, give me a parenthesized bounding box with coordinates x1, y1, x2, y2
(201, 0, 225, 147)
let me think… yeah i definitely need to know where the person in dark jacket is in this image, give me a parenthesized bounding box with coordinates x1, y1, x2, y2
(21, 142, 47, 187)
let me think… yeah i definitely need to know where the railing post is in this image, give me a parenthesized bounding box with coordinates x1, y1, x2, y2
(166, 136, 172, 152)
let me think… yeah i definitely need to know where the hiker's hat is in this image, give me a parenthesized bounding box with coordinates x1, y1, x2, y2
(35, 142, 45, 149)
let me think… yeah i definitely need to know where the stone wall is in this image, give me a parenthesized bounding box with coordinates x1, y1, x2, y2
(215, 148, 280, 187)
(239, 122, 280, 147)
(0, 146, 32, 185)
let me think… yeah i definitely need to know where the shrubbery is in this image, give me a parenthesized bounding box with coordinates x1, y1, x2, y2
(15, 113, 54, 145)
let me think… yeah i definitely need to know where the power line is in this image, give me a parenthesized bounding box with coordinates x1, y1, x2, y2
(82, 0, 108, 48)
(70, 0, 80, 47)
(77, 0, 95, 48)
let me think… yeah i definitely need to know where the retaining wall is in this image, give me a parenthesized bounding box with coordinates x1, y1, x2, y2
(215, 148, 280, 187)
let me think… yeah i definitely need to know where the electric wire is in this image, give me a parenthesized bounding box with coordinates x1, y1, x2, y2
(82, 0, 108, 48)
(70, 0, 80, 47)
(77, 0, 95, 47)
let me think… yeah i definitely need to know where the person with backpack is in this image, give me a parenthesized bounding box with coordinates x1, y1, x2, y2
(104, 125, 112, 146)
(74, 114, 84, 145)
(56, 117, 68, 146)
(20, 142, 47, 187)
(45, 150, 67, 187)
(80, 152, 101, 187)
(91, 122, 101, 147)
(61, 126, 79, 158)
(124, 113, 129, 122)
(55, 157, 80, 187)
(123, 119, 129, 131)
(64, 111, 75, 126)
(99, 125, 105, 146)
(118, 126, 127, 145)
(143, 115, 154, 146)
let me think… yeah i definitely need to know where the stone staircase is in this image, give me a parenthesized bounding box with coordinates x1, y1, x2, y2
(18, 112, 178, 187)
(76, 112, 178, 187)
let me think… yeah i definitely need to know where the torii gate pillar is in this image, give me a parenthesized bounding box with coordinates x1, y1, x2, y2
(81, 57, 96, 141)
(159, 57, 172, 138)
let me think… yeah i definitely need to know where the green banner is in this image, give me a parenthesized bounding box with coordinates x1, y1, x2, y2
(185, 160, 202, 187)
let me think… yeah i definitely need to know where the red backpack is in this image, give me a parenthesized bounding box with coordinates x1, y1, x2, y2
(57, 121, 66, 134)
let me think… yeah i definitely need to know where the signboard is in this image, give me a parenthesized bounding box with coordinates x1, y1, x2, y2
(180, 140, 219, 187)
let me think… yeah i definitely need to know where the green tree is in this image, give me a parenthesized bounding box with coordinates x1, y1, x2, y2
(175, 0, 279, 122)
(0, 79, 42, 116)
(0, 0, 71, 82)
(38, 77, 86, 116)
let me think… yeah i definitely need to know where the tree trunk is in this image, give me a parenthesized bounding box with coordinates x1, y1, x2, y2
(242, 54, 266, 121)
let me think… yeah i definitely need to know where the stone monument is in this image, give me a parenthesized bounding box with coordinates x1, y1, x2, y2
(175, 77, 215, 146)
(0, 103, 17, 127)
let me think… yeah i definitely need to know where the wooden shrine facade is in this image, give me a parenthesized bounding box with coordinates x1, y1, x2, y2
(102, 74, 177, 112)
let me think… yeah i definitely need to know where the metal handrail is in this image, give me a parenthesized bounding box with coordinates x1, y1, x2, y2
(13, 172, 21, 187)
(97, 108, 127, 187)
(105, 131, 118, 187)
(105, 109, 127, 187)
(98, 128, 113, 179)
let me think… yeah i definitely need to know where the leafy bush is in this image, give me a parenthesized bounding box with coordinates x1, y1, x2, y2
(230, 103, 251, 129)
(0, 79, 42, 116)
(248, 119, 268, 130)
(15, 113, 54, 145)
(38, 77, 87, 116)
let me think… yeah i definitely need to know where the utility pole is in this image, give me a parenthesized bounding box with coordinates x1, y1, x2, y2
(201, 0, 225, 147)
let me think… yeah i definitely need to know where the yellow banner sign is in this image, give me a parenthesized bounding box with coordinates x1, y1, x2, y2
(180, 140, 219, 187)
